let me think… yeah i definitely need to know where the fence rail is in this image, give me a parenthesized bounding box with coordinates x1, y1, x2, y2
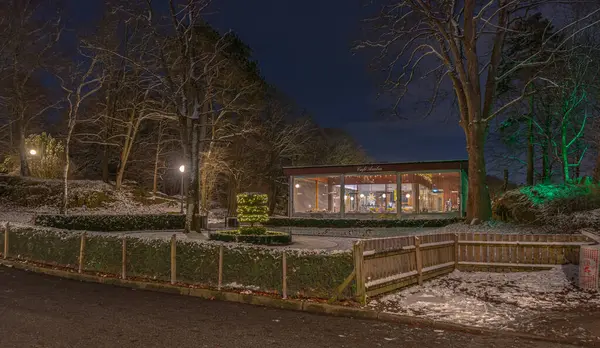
(355, 232, 596, 300)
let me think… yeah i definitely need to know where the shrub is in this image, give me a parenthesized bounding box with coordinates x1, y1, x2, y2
(237, 192, 268, 233)
(493, 184, 600, 224)
(209, 230, 292, 245)
(1, 224, 350, 299)
(264, 217, 462, 228)
(34, 214, 185, 231)
(239, 226, 267, 235)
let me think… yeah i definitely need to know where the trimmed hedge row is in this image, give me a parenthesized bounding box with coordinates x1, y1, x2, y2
(264, 217, 462, 228)
(34, 214, 185, 231)
(1, 224, 354, 299)
(209, 231, 292, 245)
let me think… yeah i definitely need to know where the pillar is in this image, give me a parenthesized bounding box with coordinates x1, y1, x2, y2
(340, 174, 345, 218)
(413, 183, 420, 214)
(327, 178, 334, 212)
(396, 173, 402, 218)
(288, 176, 294, 217)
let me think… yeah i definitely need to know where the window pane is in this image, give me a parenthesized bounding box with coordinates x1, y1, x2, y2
(293, 176, 341, 215)
(344, 174, 397, 214)
(401, 172, 460, 214)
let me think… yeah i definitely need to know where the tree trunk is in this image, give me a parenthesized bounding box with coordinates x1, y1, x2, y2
(526, 118, 534, 186)
(269, 181, 278, 215)
(61, 130, 73, 215)
(101, 145, 110, 183)
(502, 169, 508, 193)
(18, 125, 30, 177)
(465, 125, 491, 223)
(561, 123, 569, 183)
(227, 175, 238, 217)
(152, 121, 164, 194)
(594, 153, 600, 183)
(184, 119, 199, 233)
(115, 112, 139, 190)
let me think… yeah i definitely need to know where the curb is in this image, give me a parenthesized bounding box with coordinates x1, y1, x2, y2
(0, 259, 592, 347)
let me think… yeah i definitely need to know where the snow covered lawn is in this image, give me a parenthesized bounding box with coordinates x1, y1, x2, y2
(369, 266, 600, 341)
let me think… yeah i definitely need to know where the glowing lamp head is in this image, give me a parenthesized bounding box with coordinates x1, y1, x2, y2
(350, 196, 355, 201)
(29, 149, 37, 155)
(295, 183, 300, 188)
(359, 193, 365, 198)
(381, 193, 386, 198)
(405, 193, 411, 199)
(179, 165, 185, 173)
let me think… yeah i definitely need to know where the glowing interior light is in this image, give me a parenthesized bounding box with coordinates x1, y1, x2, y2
(405, 193, 411, 198)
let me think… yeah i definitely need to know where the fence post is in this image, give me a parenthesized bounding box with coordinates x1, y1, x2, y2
(454, 233, 459, 270)
(121, 237, 127, 280)
(78, 232, 86, 274)
(353, 241, 366, 304)
(415, 236, 423, 286)
(170, 234, 176, 285)
(282, 251, 287, 299)
(217, 245, 223, 290)
(3, 222, 9, 259)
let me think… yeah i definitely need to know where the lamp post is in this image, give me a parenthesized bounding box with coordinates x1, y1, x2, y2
(179, 165, 185, 214)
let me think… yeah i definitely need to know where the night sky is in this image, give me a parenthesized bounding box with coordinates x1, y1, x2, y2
(70, 0, 468, 163)
(207, 0, 467, 163)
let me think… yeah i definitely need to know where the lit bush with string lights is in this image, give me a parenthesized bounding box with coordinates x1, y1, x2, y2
(210, 192, 291, 245)
(236, 192, 269, 234)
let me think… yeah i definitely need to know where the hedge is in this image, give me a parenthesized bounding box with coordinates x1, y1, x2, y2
(265, 217, 462, 228)
(34, 214, 185, 231)
(0, 224, 354, 299)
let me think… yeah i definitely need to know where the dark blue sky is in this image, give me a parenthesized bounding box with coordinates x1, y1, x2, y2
(70, 0, 467, 163)
(206, 0, 467, 163)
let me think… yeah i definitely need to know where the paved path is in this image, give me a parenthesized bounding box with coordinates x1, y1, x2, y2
(119, 231, 359, 250)
(0, 267, 576, 348)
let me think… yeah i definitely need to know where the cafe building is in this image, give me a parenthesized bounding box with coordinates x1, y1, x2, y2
(283, 160, 468, 219)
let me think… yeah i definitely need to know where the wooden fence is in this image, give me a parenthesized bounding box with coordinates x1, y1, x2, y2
(353, 232, 596, 301)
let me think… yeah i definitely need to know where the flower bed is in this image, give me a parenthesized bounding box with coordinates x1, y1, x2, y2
(265, 217, 462, 228)
(34, 214, 185, 231)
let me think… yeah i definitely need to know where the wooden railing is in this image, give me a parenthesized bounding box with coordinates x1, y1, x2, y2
(353, 232, 596, 302)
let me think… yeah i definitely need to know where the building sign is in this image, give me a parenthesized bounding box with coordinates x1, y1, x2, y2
(356, 165, 383, 173)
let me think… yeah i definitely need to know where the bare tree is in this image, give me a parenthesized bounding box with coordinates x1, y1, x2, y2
(58, 53, 104, 214)
(357, 0, 600, 222)
(0, 0, 61, 176)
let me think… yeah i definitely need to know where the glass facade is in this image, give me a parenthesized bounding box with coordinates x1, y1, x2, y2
(292, 176, 341, 215)
(401, 172, 460, 214)
(344, 174, 397, 214)
(290, 169, 464, 218)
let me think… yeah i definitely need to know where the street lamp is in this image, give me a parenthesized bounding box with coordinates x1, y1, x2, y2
(29, 149, 37, 155)
(179, 165, 185, 214)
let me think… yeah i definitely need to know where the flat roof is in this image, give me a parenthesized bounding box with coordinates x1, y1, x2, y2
(283, 159, 468, 176)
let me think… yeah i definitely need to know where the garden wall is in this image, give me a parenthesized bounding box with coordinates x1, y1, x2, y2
(0, 223, 353, 299)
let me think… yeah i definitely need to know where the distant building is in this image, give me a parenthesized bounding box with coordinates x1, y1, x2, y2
(283, 160, 468, 219)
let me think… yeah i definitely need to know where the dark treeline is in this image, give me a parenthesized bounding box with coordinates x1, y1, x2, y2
(0, 0, 367, 230)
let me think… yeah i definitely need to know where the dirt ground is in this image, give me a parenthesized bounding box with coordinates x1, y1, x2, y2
(369, 266, 600, 344)
(0, 266, 578, 348)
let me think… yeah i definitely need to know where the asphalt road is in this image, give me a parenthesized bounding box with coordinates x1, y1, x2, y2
(0, 266, 576, 348)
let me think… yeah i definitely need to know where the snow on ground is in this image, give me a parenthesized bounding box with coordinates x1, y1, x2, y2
(369, 266, 600, 334)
